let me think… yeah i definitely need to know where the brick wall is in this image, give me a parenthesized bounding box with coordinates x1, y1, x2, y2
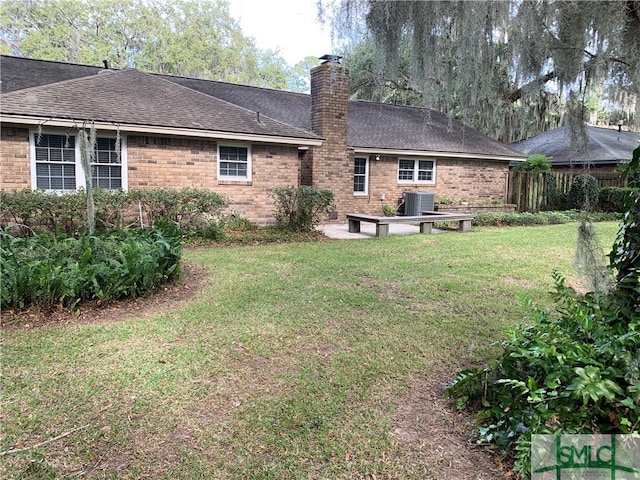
(433, 158, 510, 202)
(0, 126, 31, 190)
(347, 155, 510, 217)
(127, 136, 300, 225)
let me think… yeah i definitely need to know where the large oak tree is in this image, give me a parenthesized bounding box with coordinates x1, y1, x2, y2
(328, 0, 640, 142)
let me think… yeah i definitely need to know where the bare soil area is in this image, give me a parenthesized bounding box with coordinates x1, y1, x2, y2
(392, 369, 511, 479)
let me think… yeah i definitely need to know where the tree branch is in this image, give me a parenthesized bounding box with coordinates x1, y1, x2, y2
(0, 424, 90, 457)
(507, 54, 629, 104)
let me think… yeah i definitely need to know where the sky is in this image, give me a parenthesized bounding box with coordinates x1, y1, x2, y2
(228, 0, 335, 65)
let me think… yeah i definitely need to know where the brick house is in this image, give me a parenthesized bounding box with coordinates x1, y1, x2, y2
(1, 55, 524, 224)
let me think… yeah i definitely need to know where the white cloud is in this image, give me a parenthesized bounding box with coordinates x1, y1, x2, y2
(228, 0, 333, 65)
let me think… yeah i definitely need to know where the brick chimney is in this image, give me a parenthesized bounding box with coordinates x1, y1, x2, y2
(308, 54, 352, 219)
(311, 54, 348, 144)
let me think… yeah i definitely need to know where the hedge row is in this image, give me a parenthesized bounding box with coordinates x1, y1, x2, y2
(473, 210, 620, 227)
(0, 188, 226, 237)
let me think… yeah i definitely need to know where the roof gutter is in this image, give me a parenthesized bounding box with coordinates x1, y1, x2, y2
(0, 114, 324, 147)
(353, 147, 525, 163)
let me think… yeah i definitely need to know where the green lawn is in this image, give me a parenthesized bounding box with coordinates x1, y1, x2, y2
(1, 222, 619, 479)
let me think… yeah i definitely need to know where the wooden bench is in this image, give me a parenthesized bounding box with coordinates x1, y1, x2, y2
(345, 212, 475, 237)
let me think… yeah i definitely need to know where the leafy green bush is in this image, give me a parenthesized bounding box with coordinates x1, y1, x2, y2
(1, 188, 226, 239)
(222, 214, 258, 232)
(382, 204, 397, 216)
(0, 220, 182, 310)
(271, 186, 335, 232)
(513, 153, 552, 172)
(598, 187, 638, 213)
(446, 278, 639, 477)
(447, 147, 640, 478)
(541, 172, 570, 211)
(473, 210, 619, 227)
(568, 173, 599, 210)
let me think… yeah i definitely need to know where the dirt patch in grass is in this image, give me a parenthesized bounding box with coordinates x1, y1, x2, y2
(391, 367, 510, 479)
(0, 262, 210, 330)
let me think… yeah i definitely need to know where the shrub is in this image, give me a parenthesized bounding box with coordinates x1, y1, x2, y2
(447, 146, 640, 478)
(271, 186, 335, 232)
(0, 188, 226, 239)
(222, 214, 258, 232)
(382, 204, 397, 216)
(130, 188, 226, 236)
(513, 153, 552, 172)
(473, 210, 619, 227)
(0, 220, 182, 310)
(446, 279, 639, 477)
(568, 173, 599, 210)
(93, 188, 132, 232)
(541, 172, 569, 211)
(598, 187, 637, 212)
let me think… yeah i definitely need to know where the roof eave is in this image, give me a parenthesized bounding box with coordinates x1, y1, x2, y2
(0, 114, 324, 146)
(352, 147, 525, 162)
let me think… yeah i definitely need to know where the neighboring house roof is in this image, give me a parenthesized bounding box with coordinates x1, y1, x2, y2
(1, 55, 524, 159)
(510, 126, 640, 166)
(0, 68, 322, 145)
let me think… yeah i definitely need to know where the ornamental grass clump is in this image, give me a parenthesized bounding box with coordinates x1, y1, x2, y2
(0, 219, 182, 310)
(446, 147, 640, 479)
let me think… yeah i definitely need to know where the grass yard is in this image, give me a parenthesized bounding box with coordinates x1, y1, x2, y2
(1, 222, 620, 479)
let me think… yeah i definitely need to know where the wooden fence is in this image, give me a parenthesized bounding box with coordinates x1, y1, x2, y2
(507, 171, 627, 212)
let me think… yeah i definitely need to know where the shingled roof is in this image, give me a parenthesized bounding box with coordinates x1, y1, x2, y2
(164, 74, 523, 160)
(0, 67, 321, 144)
(510, 126, 640, 166)
(1, 55, 524, 159)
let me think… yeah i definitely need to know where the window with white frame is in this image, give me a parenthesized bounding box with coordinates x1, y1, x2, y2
(34, 133, 77, 190)
(32, 132, 125, 191)
(398, 158, 435, 184)
(92, 137, 122, 189)
(353, 156, 368, 194)
(218, 145, 250, 180)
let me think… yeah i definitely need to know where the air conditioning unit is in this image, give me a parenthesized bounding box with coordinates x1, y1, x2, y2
(403, 191, 435, 216)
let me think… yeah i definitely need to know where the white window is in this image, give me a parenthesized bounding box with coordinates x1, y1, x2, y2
(31, 132, 126, 191)
(218, 144, 251, 181)
(92, 137, 123, 189)
(353, 156, 368, 195)
(398, 158, 435, 184)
